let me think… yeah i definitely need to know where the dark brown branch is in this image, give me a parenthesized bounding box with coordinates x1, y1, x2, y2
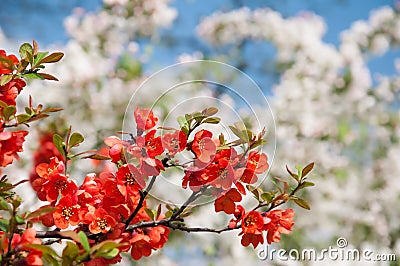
(124, 176, 156, 229)
(169, 190, 202, 220)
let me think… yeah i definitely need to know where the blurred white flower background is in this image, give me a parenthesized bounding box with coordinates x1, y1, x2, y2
(1, 0, 400, 265)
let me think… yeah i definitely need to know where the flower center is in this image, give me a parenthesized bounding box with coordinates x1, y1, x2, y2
(199, 139, 205, 150)
(217, 169, 228, 180)
(244, 215, 257, 227)
(55, 179, 67, 192)
(62, 207, 73, 220)
(97, 218, 108, 230)
(170, 138, 179, 149)
(124, 172, 136, 185)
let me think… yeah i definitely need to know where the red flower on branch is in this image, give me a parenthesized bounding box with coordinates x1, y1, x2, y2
(246, 151, 269, 174)
(85, 207, 117, 234)
(130, 233, 152, 260)
(191, 129, 216, 163)
(264, 208, 295, 244)
(134, 106, 158, 135)
(239, 210, 265, 248)
(144, 130, 163, 158)
(0, 50, 18, 74)
(0, 130, 28, 167)
(214, 188, 242, 214)
(116, 164, 146, 195)
(207, 158, 236, 190)
(42, 173, 78, 202)
(162, 130, 186, 156)
(0, 78, 26, 106)
(104, 136, 128, 163)
(53, 195, 80, 229)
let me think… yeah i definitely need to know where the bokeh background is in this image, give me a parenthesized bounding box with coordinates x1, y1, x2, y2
(1, 0, 400, 265)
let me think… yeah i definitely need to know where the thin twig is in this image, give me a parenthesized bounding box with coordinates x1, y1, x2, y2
(124, 176, 157, 229)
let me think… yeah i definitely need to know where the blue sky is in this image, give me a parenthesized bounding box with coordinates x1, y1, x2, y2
(0, 0, 397, 91)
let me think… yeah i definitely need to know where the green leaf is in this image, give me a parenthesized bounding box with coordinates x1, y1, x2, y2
(301, 162, 314, 178)
(69, 132, 84, 149)
(156, 204, 162, 220)
(25, 206, 57, 221)
(3, 106, 16, 120)
(0, 101, 7, 108)
(0, 74, 12, 86)
(32, 40, 39, 56)
(91, 240, 126, 259)
(218, 133, 225, 145)
(41, 107, 63, 113)
(294, 198, 311, 210)
(229, 126, 244, 140)
(298, 181, 315, 190)
(23, 73, 44, 80)
(177, 116, 187, 127)
(40, 52, 64, 64)
(0, 219, 8, 232)
(53, 134, 65, 157)
(37, 73, 59, 81)
(246, 185, 261, 201)
(203, 117, 220, 124)
(83, 154, 111, 160)
(62, 241, 79, 266)
(15, 215, 25, 224)
(25, 244, 60, 266)
(17, 114, 31, 124)
(98, 248, 119, 259)
(201, 107, 218, 117)
(0, 198, 10, 211)
(78, 231, 90, 252)
(144, 208, 156, 220)
(58, 231, 81, 243)
(261, 192, 273, 203)
(33, 51, 49, 67)
(286, 165, 299, 181)
(19, 43, 33, 62)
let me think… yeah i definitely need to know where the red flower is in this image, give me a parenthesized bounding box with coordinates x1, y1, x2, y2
(182, 169, 205, 191)
(127, 130, 163, 160)
(207, 159, 236, 190)
(140, 157, 164, 177)
(53, 196, 80, 229)
(85, 208, 117, 234)
(8, 228, 44, 266)
(130, 233, 152, 260)
(104, 136, 127, 163)
(214, 188, 242, 214)
(0, 50, 18, 74)
(116, 164, 146, 194)
(29, 133, 64, 185)
(246, 151, 269, 174)
(162, 130, 186, 156)
(144, 130, 163, 158)
(241, 233, 264, 248)
(0, 78, 26, 106)
(134, 106, 158, 135)
(191, 130, 216, 163)
(42, 173, 78, 202)
(264, 208, 295, 244)
(0, 130, 28, 167)
(241, 210, 264, 234)
(239, 210, 265, 248)
(146, 225, 170, 249)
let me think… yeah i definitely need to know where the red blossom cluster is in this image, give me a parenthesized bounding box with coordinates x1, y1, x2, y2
(0, 50, 28, 167)
(0, 228, 42, 265)
(0, 43, 314, 265)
